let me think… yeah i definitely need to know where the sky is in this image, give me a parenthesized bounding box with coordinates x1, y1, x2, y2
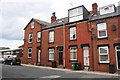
(0, 0, 120, 49)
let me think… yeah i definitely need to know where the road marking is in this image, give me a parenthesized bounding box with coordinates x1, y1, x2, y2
(40, 75, 61, 78)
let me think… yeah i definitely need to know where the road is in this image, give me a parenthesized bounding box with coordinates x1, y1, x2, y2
(1, 64, 119, 80)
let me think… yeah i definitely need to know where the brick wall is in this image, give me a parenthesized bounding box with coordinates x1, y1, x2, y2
(41, 26, 64, 66)
(22, 19, 44, 65)
(90, 16, 119, 72)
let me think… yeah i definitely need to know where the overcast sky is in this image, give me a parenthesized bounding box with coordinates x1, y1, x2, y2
(0, 0, 120, 49)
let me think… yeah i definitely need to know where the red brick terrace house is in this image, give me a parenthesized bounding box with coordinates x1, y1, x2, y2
(40, 13, 68, 67)
(40, 5, 93, 70)
(22, 18, 50, 65)
(89, 3, 120, 72)
(22, 2, 120, 72)
(64, 5, 93, 70)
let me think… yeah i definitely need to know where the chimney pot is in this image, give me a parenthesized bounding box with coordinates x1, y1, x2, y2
(92, 3, 98, 14)
(51, 12, 57, 23)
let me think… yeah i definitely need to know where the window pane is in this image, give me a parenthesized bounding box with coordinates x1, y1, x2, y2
(97, 23, 107, 38)
(31, 22, 34, 29)
(99, 30, 106, 37)
(37, 32, 41, 42)
(100, 4, 115, 15)
(97, 23, 106, 30)
(29, 33, 32, 43)
(100, 48, 107, 53)
(49, 49, 54, 60)
(28, 48, 32, 52)
(49, 31, 54, 42)
(70, 27, 76, 40)
(49, 53, 52, 60)
(100, 55, 108, 61)
(29, 53, 32, 57)
(70, 47, 77, 60)
(116, 46, 120, 50)
(73, 52, 76, 59)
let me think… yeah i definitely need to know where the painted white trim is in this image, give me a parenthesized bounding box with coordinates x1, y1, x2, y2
(83, 47, 89, 66)
(97, 22, 108, 39)
(28, 33, 33, 43)
(38, 50, 41, 63)
(70, 47, 77, 60)
(48, 49, 54, 60)
(115, 46, 120, 70)
(28, 48, 32, 58)
(98, 46, 110, 63)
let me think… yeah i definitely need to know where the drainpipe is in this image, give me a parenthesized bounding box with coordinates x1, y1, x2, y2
(88, 21, 95, 71)
(62, 20, 66, 68)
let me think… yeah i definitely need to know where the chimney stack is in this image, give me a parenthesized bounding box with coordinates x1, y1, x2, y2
(92, 3, 98, 14)
(51, 12, 57, 23)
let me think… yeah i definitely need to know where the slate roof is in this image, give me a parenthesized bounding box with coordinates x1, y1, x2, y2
(33, 18, 50, 26)
(42, 17, 68, 30)
(90, 6, 120, 21)
(24, 18, 50, 30)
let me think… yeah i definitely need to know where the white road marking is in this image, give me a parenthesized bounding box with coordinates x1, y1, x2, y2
(40, 75, 61, 78)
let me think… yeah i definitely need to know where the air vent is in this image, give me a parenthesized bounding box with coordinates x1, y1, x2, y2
(111, 25, 116, 31)
(92, 34, 96, 38)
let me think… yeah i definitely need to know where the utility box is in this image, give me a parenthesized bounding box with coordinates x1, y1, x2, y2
(109, 64, 115, 73)
(71, 62, 81, 70)
(51, 61, 56, 68)
(75, 62, 81, 70)
(71, 62, 76, 70)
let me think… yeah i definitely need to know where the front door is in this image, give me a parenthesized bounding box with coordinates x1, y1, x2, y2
(83, 47, 89, 67)
(117, 51, 120, 69)
(37, 49, 41, 64)
(58, 49, 63, 65)
(116, 46, 120, 70)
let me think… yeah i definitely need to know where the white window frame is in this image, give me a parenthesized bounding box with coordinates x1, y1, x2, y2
(70, 27, 76, 40)
(115, 46, 120, 70)
(37, 31, 41, 42)
(28, 48, 32, 58)
(69, 7, 83, 22)
(31, 21, 35, 29)
(97, 22, 107, 39)
(99, 46, 109, 63)
(49, 31, 54, 43)
(28, 33, 33, 43)
(49, 48, 54, 60)
(100, 4, 115, 15)
(70, 47, 77, 60)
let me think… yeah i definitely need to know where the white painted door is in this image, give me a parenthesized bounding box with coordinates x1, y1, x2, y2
(38, 50, 41, 63)
(116, 46, 120, 70)
(83, 47, 89, 66)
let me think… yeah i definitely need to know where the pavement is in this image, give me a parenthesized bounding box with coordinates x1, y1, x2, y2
(21, 64, 119, 77)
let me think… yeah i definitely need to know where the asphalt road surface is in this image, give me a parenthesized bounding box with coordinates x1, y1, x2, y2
(1, 64, 119, 80)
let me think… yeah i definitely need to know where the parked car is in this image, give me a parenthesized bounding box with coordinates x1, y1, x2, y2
(11, 58, 21, 65)
(0, 57, 5, 63)
(4, 58, 13, 65)
(4, 58, 21, 65)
